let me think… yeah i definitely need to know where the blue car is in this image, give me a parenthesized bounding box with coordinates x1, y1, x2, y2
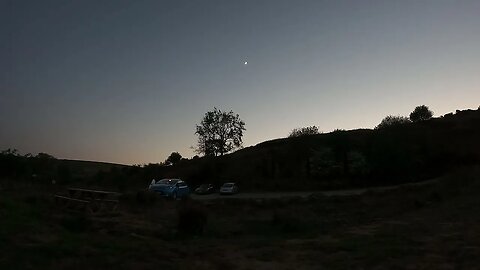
(148, 179, 190, 200)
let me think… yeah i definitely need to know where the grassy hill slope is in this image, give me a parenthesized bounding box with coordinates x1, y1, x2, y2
(151, 108, 480, 191)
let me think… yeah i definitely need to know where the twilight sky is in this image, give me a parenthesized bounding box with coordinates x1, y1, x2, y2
(1, 0, 479, 164)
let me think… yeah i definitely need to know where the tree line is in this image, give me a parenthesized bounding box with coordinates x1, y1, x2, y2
(166, 105, 433, 162)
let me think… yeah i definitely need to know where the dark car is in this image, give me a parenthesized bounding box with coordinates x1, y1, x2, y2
(195, 184, 215, 195)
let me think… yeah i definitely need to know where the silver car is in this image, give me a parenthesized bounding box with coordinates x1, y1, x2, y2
(219, 182, 239, 195)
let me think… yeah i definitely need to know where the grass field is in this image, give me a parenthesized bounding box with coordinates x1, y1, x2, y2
(1, 167, 479, 269)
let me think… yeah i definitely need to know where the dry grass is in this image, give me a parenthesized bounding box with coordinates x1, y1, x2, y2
(1, 167, 480, 269)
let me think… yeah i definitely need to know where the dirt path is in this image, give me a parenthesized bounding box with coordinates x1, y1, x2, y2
(190, 178, 438, 201)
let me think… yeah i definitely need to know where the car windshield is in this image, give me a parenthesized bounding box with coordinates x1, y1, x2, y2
(157, 179, 178, 185)
(222, 183, 234, 187)
(199, 184, 210, 188)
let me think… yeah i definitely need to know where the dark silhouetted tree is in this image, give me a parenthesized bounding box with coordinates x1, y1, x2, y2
(166, 152, 182, 165)
(288, 126, 319, 137)
(375, 115, 411, 129)
(1, 148, 19, 156)
(195, 108, 246, 156)
(409, 105, 433, 122)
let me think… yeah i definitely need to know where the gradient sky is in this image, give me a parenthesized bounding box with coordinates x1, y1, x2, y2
(1, 0, 479, 164)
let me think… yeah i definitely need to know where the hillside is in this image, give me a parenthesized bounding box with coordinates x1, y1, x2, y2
(2, 108, 479, 192)
(150, 108, 480, 191)
(58, 159, 127, 178)
(0, 152, 126, 187)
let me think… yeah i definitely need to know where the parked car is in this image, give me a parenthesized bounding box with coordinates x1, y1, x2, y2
(219, 182, 239, 195)
(195, 184, 215, 195)
(148, 178, 190, 200)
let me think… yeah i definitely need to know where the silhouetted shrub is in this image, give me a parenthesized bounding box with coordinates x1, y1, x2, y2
(289, 126, 319, 137)
(348, 151, 368, 175)
(375, 115, 411, 129)
(309, 147, 341, 177)
(177, 202, 208, 235)
(410, 105, 433, 122)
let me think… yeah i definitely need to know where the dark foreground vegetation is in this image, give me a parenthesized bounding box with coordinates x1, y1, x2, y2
(0, 167, 479, 269)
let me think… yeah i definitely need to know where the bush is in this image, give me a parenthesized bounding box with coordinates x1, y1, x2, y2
(409, 105, 433, 122)
(375, 115, 411, 129)
(289, 126, 319, 137)
(177, 202, 208, 235)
